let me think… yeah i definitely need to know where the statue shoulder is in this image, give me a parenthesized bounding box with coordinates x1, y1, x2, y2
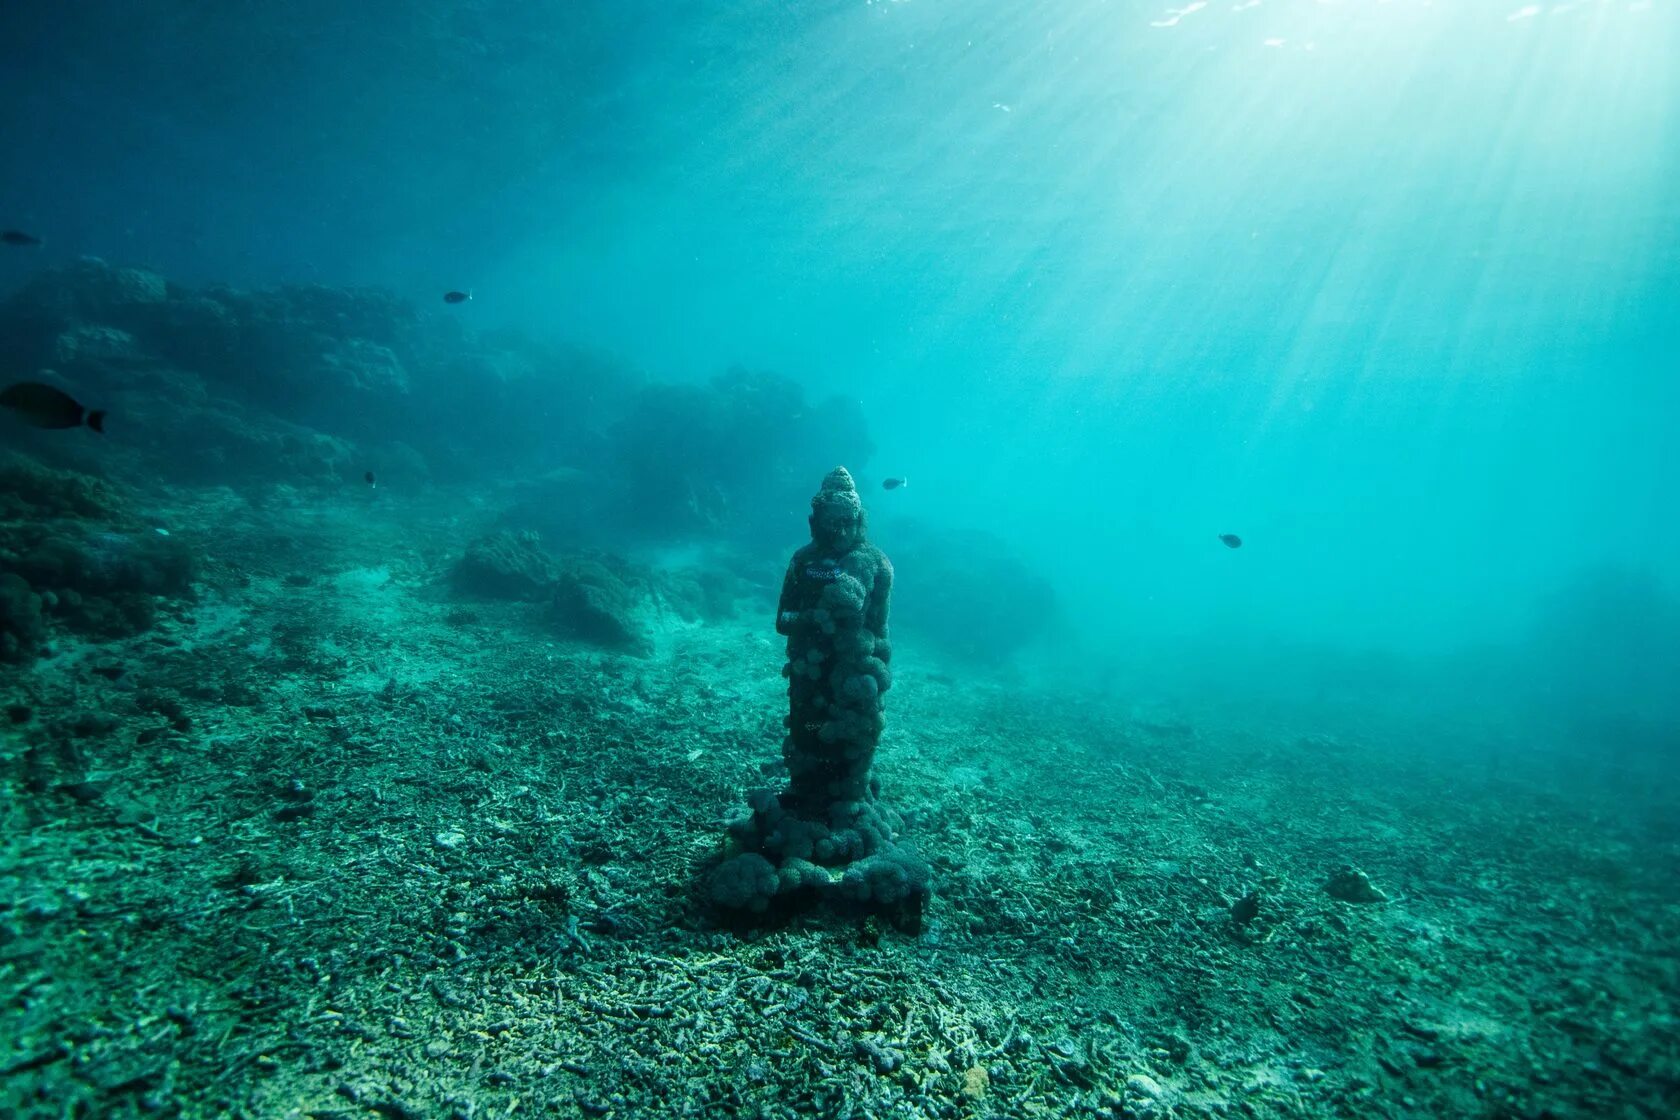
(854, 543, 892, 576)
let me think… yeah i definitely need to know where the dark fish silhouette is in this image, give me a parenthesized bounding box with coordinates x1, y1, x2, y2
(1218, 534, 1242, 549)
(1, 229, 42, 247)
(882, 478, 907, 490)
(364, 470, 377, 487)
(443, 290, 471, 304)
(1, 381, 105, 432)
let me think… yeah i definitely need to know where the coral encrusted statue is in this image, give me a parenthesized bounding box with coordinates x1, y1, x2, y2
(707, 467, 931, 932)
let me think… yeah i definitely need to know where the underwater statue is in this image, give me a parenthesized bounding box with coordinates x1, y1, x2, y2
(776, 465, 894, 812)
(708, 466, 931, 932)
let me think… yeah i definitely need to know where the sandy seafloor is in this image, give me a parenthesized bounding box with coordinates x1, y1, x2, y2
(3, 484, 1677, 1120)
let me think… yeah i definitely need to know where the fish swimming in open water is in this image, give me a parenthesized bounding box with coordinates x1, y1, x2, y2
(1, 230, 42, 247)
(1218, 533, 1242, 549)
(443, 290, 471, 304)
(882, 478, 907, 490)
(1, 381, 105, 432)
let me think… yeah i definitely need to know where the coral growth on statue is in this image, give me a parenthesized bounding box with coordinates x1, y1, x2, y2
(708, 467, 930, 932)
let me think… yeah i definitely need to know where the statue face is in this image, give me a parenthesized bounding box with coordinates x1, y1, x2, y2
(811, 506, 860, 550)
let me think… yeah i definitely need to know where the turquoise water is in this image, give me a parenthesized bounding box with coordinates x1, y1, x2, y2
(2, 3, 1679, 1117)
(4, 2, 1675, 671)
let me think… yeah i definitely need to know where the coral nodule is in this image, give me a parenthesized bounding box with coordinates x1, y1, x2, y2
(708, 467, 931, 933)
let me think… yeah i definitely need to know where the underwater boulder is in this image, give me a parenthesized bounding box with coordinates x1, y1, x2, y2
(0, 456, 197, 654)
(0, 454, 125, 522)
(148, 294, 243, 372)
(365, 440, 432, 487)
(551, 555, 653, 656)
(10, 258, 169, 324)
(316, 337, 410, 397)
(142, 282, 434, 439)
(49, 325, 151, 377)
(63, 364, 361, 487)
(453, 531, 561, 601)
(451, 534, 654, 654)
(5, 526, 195, 640)
(0, 259, 169, 373)
(1323, 866, 1388, 904)
(0, 572, 46, 662)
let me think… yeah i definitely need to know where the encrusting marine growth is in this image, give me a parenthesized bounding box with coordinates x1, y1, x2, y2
(709, 467, 931, 932)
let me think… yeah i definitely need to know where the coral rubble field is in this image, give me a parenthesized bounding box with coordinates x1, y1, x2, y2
(2, 481, 1676, 1119)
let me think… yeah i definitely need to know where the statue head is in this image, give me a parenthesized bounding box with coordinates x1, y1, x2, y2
(809, 466, 865, 552)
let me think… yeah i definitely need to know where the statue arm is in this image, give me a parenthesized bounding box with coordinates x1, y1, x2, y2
(775, 557, 801, 634)
(866, 556, 892, 641)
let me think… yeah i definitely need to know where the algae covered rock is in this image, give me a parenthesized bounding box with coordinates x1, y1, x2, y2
(552, 555, 652, 656)
(50, 325, 149, 373)
(0, 454, 125, 522)
(197, 283, 426, 437)
(657, 563, 757, 624)
(453, 531, 560, 601)
(0, 573, 46, 662)
(317, 337, 410, 396)
(9, 258, 169, 325)
(0, 260, 171, 372)
(1, 273, 430, 438)
(6, 526, 195, 639)
(0, 457, 197, 655)
(451, 534, 654, 655)
(15, 528, 195, 598)
(111, 374, 360, 485)
(1323, 865, 1388, 904)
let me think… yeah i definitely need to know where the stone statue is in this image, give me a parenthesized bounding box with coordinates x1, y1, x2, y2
(776, 465, 894, 810)
(708, 467, 930, 931)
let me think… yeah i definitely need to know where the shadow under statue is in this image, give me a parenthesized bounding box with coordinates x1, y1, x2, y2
(707, 466, 931, 932)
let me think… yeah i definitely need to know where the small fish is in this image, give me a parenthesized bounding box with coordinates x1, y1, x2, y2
(364, 470, 377, 487)
(443, 290, 472, 304)
(882, 478, 907, 490)
(1, 381, 105, 432)
(1218, 534, 1242, 549)
(1, 229, 42, 247)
